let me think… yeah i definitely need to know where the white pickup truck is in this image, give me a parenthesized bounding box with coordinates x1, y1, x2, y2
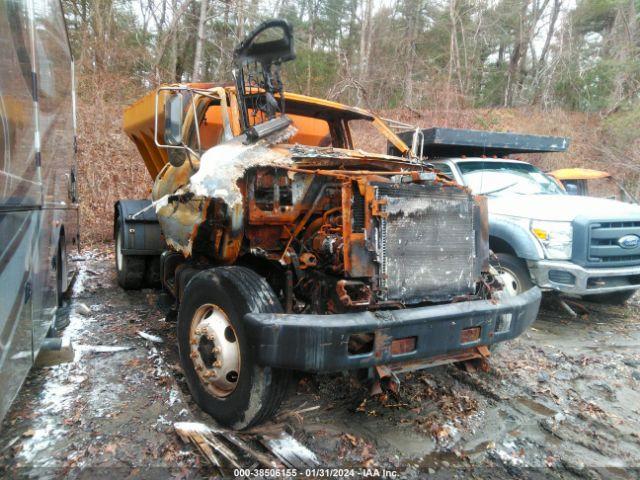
(391, 128, 640, 305)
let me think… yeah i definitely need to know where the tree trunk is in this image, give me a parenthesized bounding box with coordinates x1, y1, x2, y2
(357, 0, 373, 106)
(235, 0, 245, 41)
(403, 0, 421, 108)
(606, 0, 638, 114)
(306, 0, 316, 95)
(538, 0, 561, 68)
(504, 0, 530, 106)
(192, 0, 209, 81)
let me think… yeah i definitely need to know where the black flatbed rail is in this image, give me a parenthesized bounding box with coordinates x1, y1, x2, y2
(388, 127, 569, 158)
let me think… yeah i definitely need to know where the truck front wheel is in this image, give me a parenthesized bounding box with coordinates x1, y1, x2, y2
(491, 253, 534, 295)
(177, 266, 290, 429)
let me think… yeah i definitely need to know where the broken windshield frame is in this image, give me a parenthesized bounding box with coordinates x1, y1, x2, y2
(174, 87, 413, 158)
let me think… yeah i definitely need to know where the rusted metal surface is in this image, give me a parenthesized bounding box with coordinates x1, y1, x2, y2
(372, 364, 400, 395)
(336, 279, 372, 307)
(389, 347, 488, 373)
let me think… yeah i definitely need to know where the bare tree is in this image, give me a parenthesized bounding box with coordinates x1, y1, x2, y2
(357, 0, 373, 106)
(192, 0, 210, 81)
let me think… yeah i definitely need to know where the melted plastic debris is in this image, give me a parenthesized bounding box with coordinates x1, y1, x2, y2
(154, 127, 298, 256)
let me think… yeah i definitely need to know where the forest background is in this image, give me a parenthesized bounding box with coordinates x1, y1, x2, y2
(62, 0, 640, 241)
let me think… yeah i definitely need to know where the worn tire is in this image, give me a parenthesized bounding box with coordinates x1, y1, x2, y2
(56, 237, 65, 307)
(583, 290, 637, 305)
(177, 266, 290, 429)
(144, 256, 161, 288)
(491, 253, 534, 295)
(115, 222, 145, 290)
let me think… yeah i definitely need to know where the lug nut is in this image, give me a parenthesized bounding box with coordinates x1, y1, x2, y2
(212, 347, 221, 354)
(213, 360, 222, 368)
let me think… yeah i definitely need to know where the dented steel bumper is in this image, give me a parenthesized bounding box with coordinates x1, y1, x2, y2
(244, 287, 541, 373)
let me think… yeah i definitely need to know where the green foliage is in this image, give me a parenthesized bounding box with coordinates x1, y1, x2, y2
(572, 0, 625, 34)
(286, 48, 341, 96)
(603, 102, 640, 145)
(555, 60, 619, 111)
(476, 67, 509, 107)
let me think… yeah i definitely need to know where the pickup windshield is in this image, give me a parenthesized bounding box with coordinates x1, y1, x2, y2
(458, 161, 565, 196)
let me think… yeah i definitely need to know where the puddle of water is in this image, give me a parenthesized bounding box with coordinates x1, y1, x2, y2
(515, 396, 557, 416)
(419, 448, 471, 470)
(61, 265, 93, 343)
(465, 440, 494, 456)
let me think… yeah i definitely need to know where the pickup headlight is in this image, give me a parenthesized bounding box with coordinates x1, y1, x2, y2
(531, 220, 573, 260)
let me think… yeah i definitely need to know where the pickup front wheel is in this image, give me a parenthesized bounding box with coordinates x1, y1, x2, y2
(491, 253, 534, 295)
(177, 266, 290, 429)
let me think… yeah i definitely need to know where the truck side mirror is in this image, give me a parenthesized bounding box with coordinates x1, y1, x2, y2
(164, 93, 183, 146)
(565, 183, 579, 195)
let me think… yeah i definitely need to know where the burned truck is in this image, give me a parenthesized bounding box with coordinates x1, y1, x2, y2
(116, 21, 541, 429)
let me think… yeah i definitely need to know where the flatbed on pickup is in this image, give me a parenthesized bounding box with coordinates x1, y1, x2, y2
(388, 127, 569, 158)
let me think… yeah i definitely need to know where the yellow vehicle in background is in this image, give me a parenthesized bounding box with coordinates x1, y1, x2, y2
(550, 168, 637, 204)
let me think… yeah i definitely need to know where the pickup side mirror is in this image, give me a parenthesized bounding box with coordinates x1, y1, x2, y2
(164, 93, 183, 146)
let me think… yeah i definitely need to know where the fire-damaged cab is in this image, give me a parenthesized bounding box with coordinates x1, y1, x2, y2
(116, 20, 541, 429)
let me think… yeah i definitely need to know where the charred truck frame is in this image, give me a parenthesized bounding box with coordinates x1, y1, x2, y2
(117, 20, 541, 429)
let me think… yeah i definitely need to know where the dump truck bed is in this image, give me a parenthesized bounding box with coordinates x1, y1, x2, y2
(123, 82, 221, 179)
(123, 89, 169, 180)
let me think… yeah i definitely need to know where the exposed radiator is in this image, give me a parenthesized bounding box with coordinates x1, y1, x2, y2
(376, 183, 477, 303)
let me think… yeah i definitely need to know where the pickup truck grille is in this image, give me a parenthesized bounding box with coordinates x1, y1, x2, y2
(588, 221, 640, 267)
(376, 183, 477, 304)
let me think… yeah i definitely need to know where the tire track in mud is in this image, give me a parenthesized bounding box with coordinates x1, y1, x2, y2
(440, 301, 640, 477)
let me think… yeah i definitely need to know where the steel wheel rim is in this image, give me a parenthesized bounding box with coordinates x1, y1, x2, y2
(189, 303, 241, 398)
(497, 267, 521, 296)
(116, 232, 123, 272)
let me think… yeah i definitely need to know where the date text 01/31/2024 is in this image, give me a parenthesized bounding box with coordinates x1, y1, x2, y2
(233, 468, 399, 477)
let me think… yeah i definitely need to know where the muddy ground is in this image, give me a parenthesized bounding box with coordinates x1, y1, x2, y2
(1, 247, 640, 479)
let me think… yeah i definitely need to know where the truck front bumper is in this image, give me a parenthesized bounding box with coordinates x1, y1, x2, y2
(528, 260, 640, 296)
(244, 287, 541, 373)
